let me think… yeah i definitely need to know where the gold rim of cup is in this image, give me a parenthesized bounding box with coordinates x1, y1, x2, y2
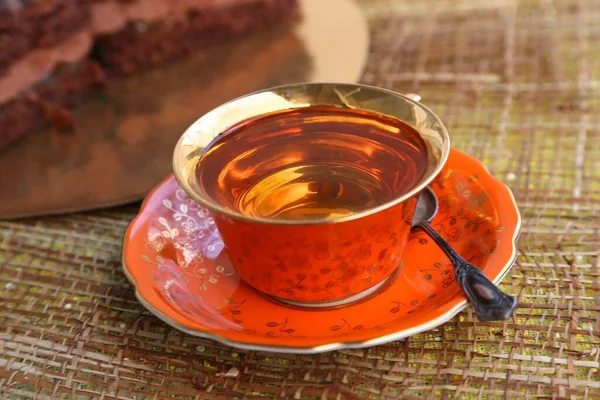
(172, 82, 451, 226)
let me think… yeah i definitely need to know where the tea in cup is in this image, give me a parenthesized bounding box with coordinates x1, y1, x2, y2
(173, 83, 450, 306)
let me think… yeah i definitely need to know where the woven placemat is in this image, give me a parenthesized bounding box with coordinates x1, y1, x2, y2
(2, 0, 600, 398)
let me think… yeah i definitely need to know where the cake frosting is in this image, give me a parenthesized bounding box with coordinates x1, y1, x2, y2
(0, 31, 92, 106)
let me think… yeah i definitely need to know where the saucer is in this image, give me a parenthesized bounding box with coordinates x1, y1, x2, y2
(122, 148, 521, 353)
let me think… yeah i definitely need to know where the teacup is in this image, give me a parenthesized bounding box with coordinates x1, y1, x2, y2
(173, 83, 450, 307)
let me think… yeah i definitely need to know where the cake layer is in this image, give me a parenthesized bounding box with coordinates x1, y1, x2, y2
(0, 60, 106, 149)
(0, 30, 93, 107)
(0, 0, 91, 72)
(93, 0, 300, 74)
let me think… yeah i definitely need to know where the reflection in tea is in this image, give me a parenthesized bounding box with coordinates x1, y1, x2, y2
(196, 106, 428, 221)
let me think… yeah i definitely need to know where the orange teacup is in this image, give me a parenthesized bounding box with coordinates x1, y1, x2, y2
(173, 83, 450, 307)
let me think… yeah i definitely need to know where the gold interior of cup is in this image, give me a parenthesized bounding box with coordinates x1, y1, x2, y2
(172, 82, 451, 225)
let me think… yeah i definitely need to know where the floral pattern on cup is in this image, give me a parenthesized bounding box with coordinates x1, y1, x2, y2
(214, 197, 417, 303)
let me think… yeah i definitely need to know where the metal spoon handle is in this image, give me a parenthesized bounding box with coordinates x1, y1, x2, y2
(416, 222, 517, 321)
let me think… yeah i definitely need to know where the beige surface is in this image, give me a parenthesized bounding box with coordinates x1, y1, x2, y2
(1, 0, 600, 398)
(300, 0, 369, 82)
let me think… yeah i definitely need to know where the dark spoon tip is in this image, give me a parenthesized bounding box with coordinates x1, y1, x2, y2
(474, 294, 518, 322)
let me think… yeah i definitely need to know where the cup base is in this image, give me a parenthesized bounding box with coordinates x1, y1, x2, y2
(265, 265, 401, 310)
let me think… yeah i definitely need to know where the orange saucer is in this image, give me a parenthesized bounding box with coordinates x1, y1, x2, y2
(122, 148, 520, 353)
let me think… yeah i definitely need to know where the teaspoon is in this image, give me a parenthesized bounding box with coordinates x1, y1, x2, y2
(411, 187, 517, 321)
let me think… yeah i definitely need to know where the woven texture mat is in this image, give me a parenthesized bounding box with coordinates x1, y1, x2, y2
(2, 0, 600, 398)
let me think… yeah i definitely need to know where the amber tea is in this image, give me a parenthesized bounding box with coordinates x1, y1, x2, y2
(176, 83, 450, 304)
(196, 106, 429, 222)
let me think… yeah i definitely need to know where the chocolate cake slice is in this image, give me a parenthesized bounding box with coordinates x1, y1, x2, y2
(93, 0, 301, 75)
(0, 0, 300, 150)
